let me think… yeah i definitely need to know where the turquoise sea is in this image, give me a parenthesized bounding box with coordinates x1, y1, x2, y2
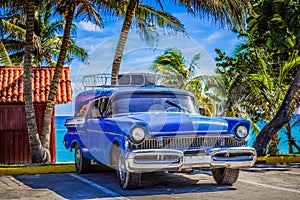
(55, 115, 300, 162)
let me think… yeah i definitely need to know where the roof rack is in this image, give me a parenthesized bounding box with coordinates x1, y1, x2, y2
(82, 73, 183, 90)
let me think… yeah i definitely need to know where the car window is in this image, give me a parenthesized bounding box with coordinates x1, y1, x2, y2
(86, 97, 110, 118)
(112, 93, 198, 115)
(87, 99, 101, 118)
(74, 103, 88, 118)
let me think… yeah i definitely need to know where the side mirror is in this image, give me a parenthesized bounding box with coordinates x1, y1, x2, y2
(199, 107, 205, 115)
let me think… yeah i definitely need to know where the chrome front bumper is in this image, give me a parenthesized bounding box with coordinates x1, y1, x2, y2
(124, 147, 257, 172)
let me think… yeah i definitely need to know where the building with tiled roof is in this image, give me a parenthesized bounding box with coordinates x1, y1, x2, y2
(0, 66, 72, 104)
(0, 66, 72, 164)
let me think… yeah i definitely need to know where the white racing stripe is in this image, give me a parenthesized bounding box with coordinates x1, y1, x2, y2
(197, 170, 300, 194)
(69, 173, 129, 200)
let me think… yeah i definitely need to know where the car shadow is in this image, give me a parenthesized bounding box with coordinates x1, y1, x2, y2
(80, 169, 237, 197)
(14, 169, 236, 199)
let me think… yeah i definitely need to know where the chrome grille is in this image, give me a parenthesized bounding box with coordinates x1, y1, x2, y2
(129, 136, 245, 150)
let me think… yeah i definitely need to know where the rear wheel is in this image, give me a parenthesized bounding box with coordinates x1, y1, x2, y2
(115, 147, 141, 189)
(211, 168, 239, 185)
(75, 143, 91, 174)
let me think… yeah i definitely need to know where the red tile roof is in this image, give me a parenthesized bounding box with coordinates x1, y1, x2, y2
(0, 66, 72, 104)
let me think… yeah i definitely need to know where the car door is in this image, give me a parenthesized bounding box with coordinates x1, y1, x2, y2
(85, 98, 104, 162)
(85, 97, 110, 163)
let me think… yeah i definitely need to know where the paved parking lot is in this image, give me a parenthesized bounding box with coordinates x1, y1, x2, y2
(1, 164, 300, 200)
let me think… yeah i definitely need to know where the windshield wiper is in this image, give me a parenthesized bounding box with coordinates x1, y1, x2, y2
(165, 100, 190, 113)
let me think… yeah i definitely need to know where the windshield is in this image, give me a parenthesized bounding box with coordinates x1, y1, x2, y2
(111, 92, 198, 115)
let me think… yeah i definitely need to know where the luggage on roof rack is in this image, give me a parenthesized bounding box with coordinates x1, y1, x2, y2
(82, 73, 183, 90)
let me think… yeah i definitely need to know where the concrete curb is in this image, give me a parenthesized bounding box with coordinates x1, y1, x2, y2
(0, 163, 76, 176)
(256, 155, 300, 164)
(1, 155, 300, 176)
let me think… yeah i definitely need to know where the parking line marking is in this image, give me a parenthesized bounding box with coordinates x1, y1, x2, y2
(238, 179, 300, 194)
(196, 170, 300, 194)
(69, 173, 129, 200)
(282, 171, 300, 175)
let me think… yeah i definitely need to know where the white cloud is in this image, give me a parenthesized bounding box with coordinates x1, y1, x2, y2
(202, 31, 228, 44)
(77, 21, 103, 32)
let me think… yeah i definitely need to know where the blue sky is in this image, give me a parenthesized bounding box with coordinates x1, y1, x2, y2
(55, 3, 243, 116)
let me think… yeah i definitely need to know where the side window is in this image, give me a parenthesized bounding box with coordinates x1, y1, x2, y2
(88, 99, 101, 118)
(87, 97, 110, 118)
(74, 103, 88, 118)
(99, 97, 109, 116)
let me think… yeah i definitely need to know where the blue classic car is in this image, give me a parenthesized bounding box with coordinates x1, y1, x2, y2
(64, 73, 256, 189)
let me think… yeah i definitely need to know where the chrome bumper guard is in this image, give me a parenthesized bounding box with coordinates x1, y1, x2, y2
(125, 147, 257, 172)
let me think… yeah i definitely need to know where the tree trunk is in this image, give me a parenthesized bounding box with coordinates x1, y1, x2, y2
(285, 123, 294, 154)
(24, 0, 46, 163)
(253, 66, 300, 156)
(40, 1, 75, 159)
(285, 123, 300, 153)
(111, 0, 138, 85)
(267, 133, 279, 155)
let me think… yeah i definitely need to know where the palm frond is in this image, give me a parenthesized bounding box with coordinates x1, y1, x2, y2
(75, 0, 104, 28)
(0, 40, 12, 65)
(136, 4, 186, 33)
(66, 38, 89, 64)
(178, 0, 249, 29)
(0, 19, 26, 39)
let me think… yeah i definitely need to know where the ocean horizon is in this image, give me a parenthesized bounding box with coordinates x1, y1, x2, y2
(55, 115, 300, 162)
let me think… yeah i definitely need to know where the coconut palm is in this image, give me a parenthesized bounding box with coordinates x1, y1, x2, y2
(1, 0, 103, 163)
(0, 4, 88, 66)
(40, 0, 103, 162)
(0, 0, 48, 162)
(152, 48, 221, 116)
(110, 0, 250, 85)
(244, 0, 300, 156)
(110, 0, 187, 85)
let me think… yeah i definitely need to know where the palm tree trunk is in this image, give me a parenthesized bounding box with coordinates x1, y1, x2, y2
(285, 123, 294, 153)
(253, 66, 300, 156)
(40, 1, 76, 158)
(24, 0, 46, 163)
(285, 123, 300, 153)
(111, 0, 138, 85)
(267, 133, 279, 155)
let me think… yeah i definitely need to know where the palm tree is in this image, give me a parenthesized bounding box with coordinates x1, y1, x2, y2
(0, 4, 88, 66)
(217, 46, 300, 155)
(23, 0, 47, 162)
(1, 0, 101, 163)
(110, 0, 250, 85)
(0, 0, 49, 163)
(152, 48, 219, 116)
(245, 0, 300, 156)
(284, 118, 300, 154)
(40, 0, 103, 161)
(110, 0, 186, 85)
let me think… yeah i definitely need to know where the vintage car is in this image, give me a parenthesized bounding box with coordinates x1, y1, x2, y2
(64, 73, 257, 189)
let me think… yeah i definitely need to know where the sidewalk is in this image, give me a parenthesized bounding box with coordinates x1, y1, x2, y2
(0, 175, 64, 199)
(0, 155, 299, 176)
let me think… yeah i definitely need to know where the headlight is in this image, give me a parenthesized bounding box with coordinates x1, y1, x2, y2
(130, 126, 146, 143)
(235, 125, 248, 140)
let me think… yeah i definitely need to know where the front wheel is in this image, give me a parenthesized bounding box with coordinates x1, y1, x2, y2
(211, 168, 239, 185)
(75, 143, 91, 174)
(116, 148, 141, 189)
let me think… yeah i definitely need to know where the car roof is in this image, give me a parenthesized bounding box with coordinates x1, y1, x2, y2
(74, 86, 194, 111)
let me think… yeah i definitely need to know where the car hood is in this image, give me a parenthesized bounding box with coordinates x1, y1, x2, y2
(113, 112, 231, 136)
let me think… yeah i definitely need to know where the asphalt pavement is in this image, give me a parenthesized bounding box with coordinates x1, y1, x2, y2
(0, 163, 300, 200)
